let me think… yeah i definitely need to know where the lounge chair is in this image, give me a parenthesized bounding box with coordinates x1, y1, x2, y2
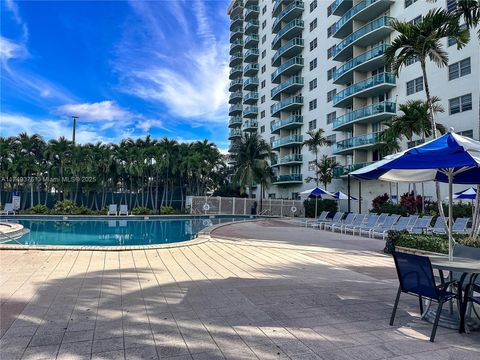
(119, 204, 129, 216)
(370, 214, 401, 239)
(390, 216, 410, 232)
(0, 203, 15, 215)
(108, 204, 118, 216)
(357, 214, 380, 236)
(304, 211, 329, 227)
(407, 215, 419, 228)
(433, 217, 470, 235)
(427, 217, 446, 234)
(317, 212, 344, 230)
(325, 213, 355, 232)
(343, 214, 367, 234)
(408, 216, 433, 234)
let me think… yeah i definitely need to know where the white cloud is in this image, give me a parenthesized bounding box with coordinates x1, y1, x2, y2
(0, 36, 27, 63)
(57, 100, 134, 122)
(136, 119, 166, 132)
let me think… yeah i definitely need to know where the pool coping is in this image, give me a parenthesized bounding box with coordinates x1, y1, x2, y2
(0, 218, 264, 251)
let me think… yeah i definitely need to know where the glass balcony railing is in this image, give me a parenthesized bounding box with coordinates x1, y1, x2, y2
(243, 119, 258, 130)
(272, 38, 304, 66)
(333, 132, 383, 154)
(331, 0, 380, 36)
(229, 91, 243, 101)
(332, 16, 393, 59)
(333, 72, 396, 106)
(273, 174, 303, 183)
(243, 106, 258, 117)
(229, 53, 243, 66)
(245, 5, 260, 20)
(332, 101, 396, 130)
(271, 56, 303, 83)
(243, 91, 258, 103)
(272, 19, 304, 49)
(271, 115, 303, 133)
(228, 129, 242, 139)
(271, 95, 303, 116)
(244, 20, 259, 34)
(229, 116, 243, 127)
(230, 27, 243, 41)
(229, 65, 243, 77)
(333, 44, 389, 82)
(329, 0, 351, 16)
(243, 63, 259, 76)
(229, 78, 243, 90)
(243, 77, 259, 89)
(333, 162, 374, 178)
(244, 48, 259, 62)
(244, 34, 259, 48)
(271, 134, 303, 149)
(271, 76, 304, 99)
(228, 104, 243, 115)
(272, 0, 283, 16)
(272, 1, 304, 32)
(230, 15, 243, 30)
(271, 154, 303, 166)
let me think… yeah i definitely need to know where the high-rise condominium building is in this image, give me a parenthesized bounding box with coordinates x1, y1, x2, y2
(227, 0, 479, 210)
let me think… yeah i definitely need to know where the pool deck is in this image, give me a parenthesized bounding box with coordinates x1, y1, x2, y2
(1, 219, 479, 360)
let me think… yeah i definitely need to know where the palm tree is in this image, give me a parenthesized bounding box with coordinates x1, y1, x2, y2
(385, 8, 470, 139)
(231, 133, 271, 197)
(454, 0, 479, 37)
(315, 155, 339, 191)
(302, 128, 332, 186)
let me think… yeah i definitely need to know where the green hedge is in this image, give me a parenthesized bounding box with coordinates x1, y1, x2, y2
(384, 230, 480, 254)
(303, 199, 337, 218)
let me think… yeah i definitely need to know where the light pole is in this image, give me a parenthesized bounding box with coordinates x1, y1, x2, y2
(72, 115, 78, 144)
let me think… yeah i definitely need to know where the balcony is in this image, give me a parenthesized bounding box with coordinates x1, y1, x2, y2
(272, 174, 303, 184)
(271, 115, 303, 134)
(243, 77, 259, 90)
(272, 38, 304, 66)
(229, 39, 243, 54)
(272, 1, 304, 33)
(230, 27, 243, 42)
(271, 56, 303, 83)
(333, 132, 384, 155)
(329, 0, 353, 16)
(332, 16, 393, 62)
(228, 116, 243, 128)
(229, 0, 244, 17)
(229, 65, 243, 79)
(333, 162, 374, 178)
(228, 104, 243, 116)
(243, 91, 258, 104)
(333, 44, 388, 85)
(271, 76, 304, 100)
(271, 154, 303, 167)
(332, 101, 396, 131)
(244, 20, 259, 34)
(229, 52, 243, 67)
(272, 0, 283, 17)
(230, 15, 243, 30)
(244, 0, 258, 6)
(243, 106, 258, 118)
(272, 19, 304, 50)
(228, 129, 242, 140)
(229, 91, 243, 104)
(331, 0, 393, 39)
(229, 78, 243, 92)
(243, 63, 259, 76)
(244, 48, 259, 62)
(245, 5, 259, 21)
(244, 34, 259, 48)
(271, 134, 303, 149)
(243, 119, 258, 131)
(271, 95, 303, 117)
(333, 72, 396, 107)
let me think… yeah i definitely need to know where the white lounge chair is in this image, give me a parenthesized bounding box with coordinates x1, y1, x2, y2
(433, 217, 470, 235)
(0, 203, 15, 215)
(119, 204, 129, 216)
(408, 216, 433, 234)
(344, 214, 366, 234)
(325, 213, 356, 232)
(108, 204, 118, 216)
(357, 214, 380, 236)
(304, 211, 329, 227)
(390, 216, 410, 231)
(370, 214, 401, 239)
(317, 212, 344, 230)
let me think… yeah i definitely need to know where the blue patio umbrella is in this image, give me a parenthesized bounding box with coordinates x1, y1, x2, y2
(331, 191, 357, 200)
(350, 130, 480, 260)
(452, 187, 477, 200)
(300, 187, 334, 219)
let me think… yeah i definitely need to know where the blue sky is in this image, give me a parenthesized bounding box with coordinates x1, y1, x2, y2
(1, 0, 231, 151)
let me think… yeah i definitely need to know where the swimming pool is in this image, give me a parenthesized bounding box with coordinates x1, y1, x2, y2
(1, 216, 252, 247)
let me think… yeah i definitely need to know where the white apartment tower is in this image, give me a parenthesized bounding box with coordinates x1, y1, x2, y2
(227, 0, 480, 210)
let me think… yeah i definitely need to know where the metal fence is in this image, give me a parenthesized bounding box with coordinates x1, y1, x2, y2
(186, 196, 305, 217)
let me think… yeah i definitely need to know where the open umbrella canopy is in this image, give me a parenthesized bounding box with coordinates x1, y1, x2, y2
(331, 191, 357, 200)
(447, 187, 477, 200)
(300, 187, 334, 199)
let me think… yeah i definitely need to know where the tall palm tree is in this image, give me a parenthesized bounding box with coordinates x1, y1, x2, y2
(231, 133, 271, 197)
(302, 128, 332, 186)
(454, 0, 479, 37)
(315, 155, 339, 191)
(385, 8, 470, 138)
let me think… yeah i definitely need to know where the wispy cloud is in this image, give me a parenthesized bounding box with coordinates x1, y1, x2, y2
(57, 100, 134, 122)
(0, 36, 28, 64)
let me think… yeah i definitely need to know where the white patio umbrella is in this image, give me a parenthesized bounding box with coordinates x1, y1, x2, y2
(350, 130, 480, 260)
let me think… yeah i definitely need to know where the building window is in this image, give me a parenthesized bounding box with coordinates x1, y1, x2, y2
(262, 20, 266, 29)
(261, 64, 266, 73)
(327, 89, 336, 103)
(449, 93, 472, 114)
(405, 55, 419, 66)
(405, 0, 418, 8)
(261, 95, 265, 103)
(449, 57, 471, 80)
(261, 80, 266, 88)
(326, 134, 336, 144)
(410, 15, 422, 25)
(327, 25, 333, 38)
(309, 78, 317, 91)
(310, 38, 318, 51)
(309, 58, 317, 71)
(308, 119, 317, 131)
(458, 129, 473, 138)
(309, 99, 317, 111)
(447, 0, 457, 13)
(261, 49, 266, 59)
(308, 160, 316, 171)
(260, 125, 265, 133)
(327, 45, 335, 59)
(261, 110, 266, 118)
(262, 35, 266, 44)
(326, 111, 336, 124)
(406, 77, 423, 95)
(448, 24, 467, 46)
(327, 67, 336, 81)
(310, 0, 317, 12)
(262, 5, 267, 14)
(310, 18, 317, 32)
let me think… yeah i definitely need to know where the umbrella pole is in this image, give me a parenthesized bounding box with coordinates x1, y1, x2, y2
(315, 197, 318, 219)
(448, 172, 454, 261)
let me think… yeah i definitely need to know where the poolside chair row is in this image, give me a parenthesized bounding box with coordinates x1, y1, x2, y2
(0, 203, 17, 215)
(108, 204, 129, 216)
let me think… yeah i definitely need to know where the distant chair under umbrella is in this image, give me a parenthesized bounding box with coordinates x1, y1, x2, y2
(446, 186, 477, 218)
(300, 187, 334, 219)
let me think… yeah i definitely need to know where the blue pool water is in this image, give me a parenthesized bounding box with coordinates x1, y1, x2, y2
(2, 216, 251, 246)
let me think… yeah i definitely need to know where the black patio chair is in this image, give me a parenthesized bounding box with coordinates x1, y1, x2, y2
(390, 251, 457, 342)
